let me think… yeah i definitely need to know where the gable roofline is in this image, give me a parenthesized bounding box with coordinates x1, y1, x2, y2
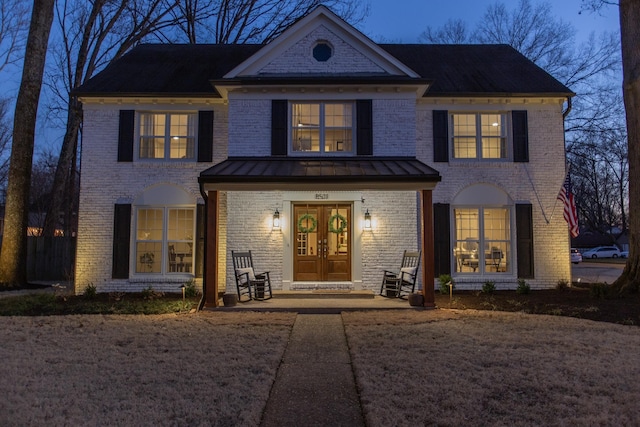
(224, 5, 420, 79)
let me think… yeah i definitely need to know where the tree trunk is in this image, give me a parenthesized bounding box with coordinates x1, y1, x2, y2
(42, 97, 82, 237)
(0, 0, 55, 286)
(613, 0, 640, 294)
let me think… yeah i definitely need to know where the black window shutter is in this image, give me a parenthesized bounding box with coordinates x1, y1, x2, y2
(197, 111, 214, 162)
(118, 110, 135, 162)
(112, 204, 132, 279)
(512, 110, 529, 162)
(271, 100, 287, 155)
(356, 100, 373, 155)
(516, 203, 534, 278)
(194, 204, 205, 278)
(433, 110, 449, 162)
(433, 203, 451, 277)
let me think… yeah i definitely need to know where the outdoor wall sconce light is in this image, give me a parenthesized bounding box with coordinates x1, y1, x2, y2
(273, 209, 281, 230)
(364, 209, 372, 231)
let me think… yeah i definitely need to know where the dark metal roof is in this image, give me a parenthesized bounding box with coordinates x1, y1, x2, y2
(199, 157, 441, 190)
(75, 43, 573, 98)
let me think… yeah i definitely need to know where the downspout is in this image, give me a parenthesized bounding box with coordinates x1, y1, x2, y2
(562, 96, 572, 119)
(197, 180, 208, 311)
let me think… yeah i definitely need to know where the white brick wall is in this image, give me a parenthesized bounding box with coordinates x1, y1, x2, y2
(75, 102, 228, 294)
(228, 99, 272, 157)
(225, 190, 420, 293)
(418, 101, 572, 289)
(77, 97, 571, 294)
(260, 25, 385, 75)
(373, 99, 416, 156)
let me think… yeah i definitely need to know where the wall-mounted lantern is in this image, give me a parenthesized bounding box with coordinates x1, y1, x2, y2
(364, 209, 372, 231)
(273, 209, 281, 231)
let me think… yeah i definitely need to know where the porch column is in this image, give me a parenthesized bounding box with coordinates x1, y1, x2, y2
(204, 190, 219, 307)
(420, 189, 435, 307)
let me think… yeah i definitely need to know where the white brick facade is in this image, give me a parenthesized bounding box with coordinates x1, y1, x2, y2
(74, 7, 573, 295)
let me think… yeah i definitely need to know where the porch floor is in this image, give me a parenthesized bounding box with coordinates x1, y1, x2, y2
(210, 290, 428, 313)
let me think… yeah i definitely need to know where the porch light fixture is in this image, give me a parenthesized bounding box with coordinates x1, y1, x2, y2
(273, 209, 281, 230)
(364, 209, 372, 231)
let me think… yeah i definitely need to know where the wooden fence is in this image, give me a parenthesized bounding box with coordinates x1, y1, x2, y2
(0, 236, 76, 281)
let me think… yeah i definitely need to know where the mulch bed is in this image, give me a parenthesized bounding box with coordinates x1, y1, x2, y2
(434, 284, 640, 326)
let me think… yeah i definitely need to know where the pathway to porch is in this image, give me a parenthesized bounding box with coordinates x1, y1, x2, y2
(260, 314, 365, 427)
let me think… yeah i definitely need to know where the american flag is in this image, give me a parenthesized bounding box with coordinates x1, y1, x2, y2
(558, 174, 579, 238)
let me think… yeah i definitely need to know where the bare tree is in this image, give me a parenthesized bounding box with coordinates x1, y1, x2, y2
(166, 0, 367, 44)
(418, 0, 623, 134)
(42, 0, 181, 237)
(0, 0, 29, 72)
(0, 0, 54, 287)
(0, 99, 12, 195)
(569, 128, 628, 233)
(419, 19, 468, 44)
(613, 0, 639, 293)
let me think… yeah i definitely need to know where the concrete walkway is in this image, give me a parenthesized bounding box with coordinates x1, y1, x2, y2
(260, 314, 365, 427)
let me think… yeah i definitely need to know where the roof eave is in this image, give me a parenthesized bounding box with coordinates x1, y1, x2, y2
(423, 91, 576, 98)
(74, 92, 222, 99)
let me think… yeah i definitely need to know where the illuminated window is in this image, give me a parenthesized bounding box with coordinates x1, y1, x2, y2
(451, 113, 507, 159)
(291, 102, 353, 154)
(135, 207, 194, 274)
(453, 207, 511, 274)
(139, 113, 196, 160)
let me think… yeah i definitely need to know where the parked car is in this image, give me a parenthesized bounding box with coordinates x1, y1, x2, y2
(581, 246, 621, 259)
(570, 248, 582, 264)
(620, 250, 628, 258)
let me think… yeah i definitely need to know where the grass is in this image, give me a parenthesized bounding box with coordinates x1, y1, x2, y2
(0, 292, 200, 316)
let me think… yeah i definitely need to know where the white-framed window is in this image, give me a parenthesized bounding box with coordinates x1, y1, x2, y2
(291, 102, 354, 154)
(139, 112, 196, 160)
(451, 113, 507, 159)
(135, 207, 194, 274)
(453, 207, 512, 274)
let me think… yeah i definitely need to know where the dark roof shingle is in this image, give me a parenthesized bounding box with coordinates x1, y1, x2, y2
(75, 43, 572, 97)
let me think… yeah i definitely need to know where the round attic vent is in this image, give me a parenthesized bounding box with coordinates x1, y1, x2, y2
(313, 42, 332, 62)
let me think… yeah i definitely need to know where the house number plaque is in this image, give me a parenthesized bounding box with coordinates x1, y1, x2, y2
(315, 193, 329, 200)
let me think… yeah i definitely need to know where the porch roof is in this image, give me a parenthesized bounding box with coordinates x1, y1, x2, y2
(198, 157, 441, 191)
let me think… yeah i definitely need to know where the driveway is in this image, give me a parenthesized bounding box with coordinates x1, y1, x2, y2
(572, 261, 624, 284)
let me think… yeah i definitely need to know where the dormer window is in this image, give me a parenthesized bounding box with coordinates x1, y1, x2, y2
(291, 102, 353, 154)
(313, 42, 332, 62)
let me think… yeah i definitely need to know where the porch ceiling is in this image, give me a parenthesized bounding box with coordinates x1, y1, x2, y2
(198, 156, 441, 191)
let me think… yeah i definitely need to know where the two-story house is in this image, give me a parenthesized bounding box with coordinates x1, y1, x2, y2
(74, 6, 574, 307)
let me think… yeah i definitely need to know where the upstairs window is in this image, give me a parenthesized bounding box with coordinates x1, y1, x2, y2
(451, 113, 507, 160)
(291, 102, 353, 154)
(139, 113, 196, 160)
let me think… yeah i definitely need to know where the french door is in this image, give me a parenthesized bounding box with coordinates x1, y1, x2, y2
(293, 204, 351, 281)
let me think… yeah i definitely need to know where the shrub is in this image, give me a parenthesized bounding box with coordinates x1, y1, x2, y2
(590, 282, 609, 299)
(438, 274, 454, 294)
(516, 279, 530, 295)
(556, 279, 569, 291)
(183, 279, 199, 298)
(482, 281, 496, 294)
(141, 286, 164, 300)
(83, 283, 97, 299)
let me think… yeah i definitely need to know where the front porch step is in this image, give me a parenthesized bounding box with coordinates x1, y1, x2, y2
(273, 290, 375, 299)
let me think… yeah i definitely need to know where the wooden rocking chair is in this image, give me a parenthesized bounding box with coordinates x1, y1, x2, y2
(380, 250, 421, 299)
(231, 250, 273, 302)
